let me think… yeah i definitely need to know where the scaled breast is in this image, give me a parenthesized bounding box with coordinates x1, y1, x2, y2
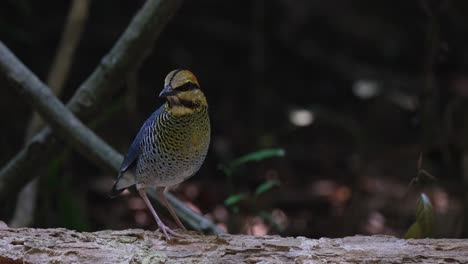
(136, 108, 210, 187)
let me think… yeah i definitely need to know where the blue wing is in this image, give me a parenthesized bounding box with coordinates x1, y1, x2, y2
(110, 105, 163, 197)
(119, 105, 163, 172)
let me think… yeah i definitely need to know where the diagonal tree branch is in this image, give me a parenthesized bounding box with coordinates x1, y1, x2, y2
(67, 0, 181, 119)
(0, 0, 222, 235)
(26, 0, 90, 140)
(0, 41, 122, 172)
(0, 41, 222, 235)
(0, 0, 180, 202)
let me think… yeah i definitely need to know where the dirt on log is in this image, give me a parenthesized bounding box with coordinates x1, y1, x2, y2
(0, 227, 467, 263)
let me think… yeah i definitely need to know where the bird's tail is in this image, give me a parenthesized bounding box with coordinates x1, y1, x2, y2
(109, 170, 136, 198)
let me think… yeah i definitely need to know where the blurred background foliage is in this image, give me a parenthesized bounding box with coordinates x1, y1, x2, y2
(1, 0, 468, 238)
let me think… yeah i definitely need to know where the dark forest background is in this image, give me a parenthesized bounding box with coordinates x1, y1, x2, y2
(1, 0, 468, 238)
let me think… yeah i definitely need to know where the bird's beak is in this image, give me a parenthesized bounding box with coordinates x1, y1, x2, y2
(159, 85, 176, 98)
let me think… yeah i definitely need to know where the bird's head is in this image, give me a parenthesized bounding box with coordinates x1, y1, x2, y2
(160, 69, 207, 115)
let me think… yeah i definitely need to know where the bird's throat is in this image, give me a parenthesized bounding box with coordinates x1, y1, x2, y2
(168, 96, 199, 108)
(166, 98, 202, 116)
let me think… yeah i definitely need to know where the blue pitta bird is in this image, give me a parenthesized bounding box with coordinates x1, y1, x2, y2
(111, 69, 210, 239)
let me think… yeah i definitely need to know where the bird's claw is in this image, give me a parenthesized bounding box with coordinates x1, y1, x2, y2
(157, 225, 186, 240)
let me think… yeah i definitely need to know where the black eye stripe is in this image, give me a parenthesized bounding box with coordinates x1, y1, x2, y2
(175, 82, 199, 92)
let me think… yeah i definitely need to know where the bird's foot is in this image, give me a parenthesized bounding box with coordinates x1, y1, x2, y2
(157, 225, 186, 240)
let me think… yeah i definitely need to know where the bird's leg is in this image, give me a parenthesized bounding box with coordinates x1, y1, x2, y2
(138, 188, 181, 239)
(157, 186, 187, 231)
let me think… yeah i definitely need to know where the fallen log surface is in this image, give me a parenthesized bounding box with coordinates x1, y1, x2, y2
(0, 227, 467, 263)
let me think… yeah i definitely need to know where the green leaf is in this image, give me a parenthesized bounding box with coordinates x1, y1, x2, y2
(224, 193, 248, 206)
(405, 193, 434, 239)
(416, 193, 434, 234)
(255, 180, 280, 196)
(404, 222, 423, 239)
(223, 148, 285, 175)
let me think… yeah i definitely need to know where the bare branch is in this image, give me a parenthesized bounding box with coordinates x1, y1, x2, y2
(0, 0, 181, 202)
(0, 41, 122, 172)
(0, 0, 222, 235)
(0, 0, 223, 235)
(67, 0, 182, 119)
(26, 0, 90, 140)
(46, 0, 90, 91)
(11, 0, 90, 228)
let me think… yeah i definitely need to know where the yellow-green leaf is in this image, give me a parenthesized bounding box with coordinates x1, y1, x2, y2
(404, 193, 434, 239)
(255, 180, 280, 196)
(223, 148, 285, 175)
(404, 222, 423, 239)
(224, 193, 248, 206)
(416, 193, 434, 234)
